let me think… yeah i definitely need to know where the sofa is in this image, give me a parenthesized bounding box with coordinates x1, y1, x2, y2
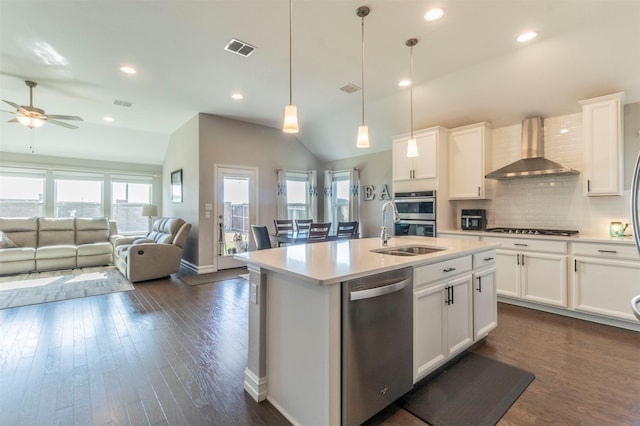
(0, 216, 117, 276)
(113, 217, 191, 283)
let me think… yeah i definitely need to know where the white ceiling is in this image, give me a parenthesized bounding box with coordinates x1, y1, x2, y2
(1, 0, 639, 165)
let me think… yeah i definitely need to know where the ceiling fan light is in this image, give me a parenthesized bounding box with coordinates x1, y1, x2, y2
(356, 125, 370, 148)
(407, 138, 419, 157)
(17, 116, 45, 128)
(283, 104, 299, 133)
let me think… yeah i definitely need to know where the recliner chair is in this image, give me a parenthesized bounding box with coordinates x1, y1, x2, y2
(113, 217, 191, 282)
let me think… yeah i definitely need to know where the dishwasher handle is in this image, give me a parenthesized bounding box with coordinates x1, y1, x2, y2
(350, 278, 411, 301)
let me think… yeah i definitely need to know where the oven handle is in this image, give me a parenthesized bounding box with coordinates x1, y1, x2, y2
(350, 278, 410, 301)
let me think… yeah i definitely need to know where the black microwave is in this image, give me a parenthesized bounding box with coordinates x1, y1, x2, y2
(461, 209, 486, 230)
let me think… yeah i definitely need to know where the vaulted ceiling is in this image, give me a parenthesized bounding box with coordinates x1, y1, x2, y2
(1, 0, 639, 165)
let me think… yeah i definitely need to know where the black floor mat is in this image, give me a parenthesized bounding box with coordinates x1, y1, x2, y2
(396, 352, 535, 426)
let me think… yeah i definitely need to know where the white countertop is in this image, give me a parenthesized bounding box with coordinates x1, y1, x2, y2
(235, 236, 498, 285)
(439, 229, 638, 245)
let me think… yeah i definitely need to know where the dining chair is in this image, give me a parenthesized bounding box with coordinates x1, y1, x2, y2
(295, 218, 313, 235)
(251, 225, 272, 250)
(336, 221, 358, 239)
(308, 222, 332, 242)
(274, 219, 294, 235)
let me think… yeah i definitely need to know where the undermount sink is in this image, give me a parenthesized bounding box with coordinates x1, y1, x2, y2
(372, 245, 447, 256)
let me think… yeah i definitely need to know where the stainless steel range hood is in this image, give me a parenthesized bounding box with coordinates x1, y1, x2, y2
(485, 117, 579, 180)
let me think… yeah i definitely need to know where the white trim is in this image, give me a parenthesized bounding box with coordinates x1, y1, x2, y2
(244, 368, 268, 402)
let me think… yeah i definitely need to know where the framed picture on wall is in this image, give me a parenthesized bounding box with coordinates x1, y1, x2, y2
(171, 169, 183, 202)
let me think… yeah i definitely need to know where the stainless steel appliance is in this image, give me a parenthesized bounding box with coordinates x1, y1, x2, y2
(394, 190, 436, 237)
(342, 267, 413, 425)
(486, 227, 578, 236)
(631, 137, 640, 321)
(461, 209, 487, 230)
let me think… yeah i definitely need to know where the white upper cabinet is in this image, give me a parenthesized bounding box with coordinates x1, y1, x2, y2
(580, 92, 625, 196)
(392, 127, 448, 192)
(448, 122, 492, 200)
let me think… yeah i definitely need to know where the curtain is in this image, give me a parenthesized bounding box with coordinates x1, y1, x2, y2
(324, 170, 333, 226)
(276, 168, 287, 219)
(308, 170, 318, 222)
(349, 168, 360, 224)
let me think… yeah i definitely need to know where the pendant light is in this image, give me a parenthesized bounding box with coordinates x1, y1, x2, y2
(406, 38, 419, 157)
(282, 0, 299, 133)
(356, 6, 370, 148)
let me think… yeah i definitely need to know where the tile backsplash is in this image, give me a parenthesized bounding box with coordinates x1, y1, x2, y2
(456, 113, 632, 235)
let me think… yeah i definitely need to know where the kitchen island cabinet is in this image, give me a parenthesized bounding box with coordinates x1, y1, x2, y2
(235, 236, 498, 426)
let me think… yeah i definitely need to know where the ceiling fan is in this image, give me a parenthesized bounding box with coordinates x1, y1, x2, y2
(2, 80, 83, 129)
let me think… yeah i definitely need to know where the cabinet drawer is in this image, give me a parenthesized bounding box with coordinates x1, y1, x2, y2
(473, 250, 496, 269)
(415, 256, 472, 287)
(571, 242, 640, 260)
(483, 237, 567, 254)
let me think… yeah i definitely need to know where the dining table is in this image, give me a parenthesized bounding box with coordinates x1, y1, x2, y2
(271, 231, 339, 246)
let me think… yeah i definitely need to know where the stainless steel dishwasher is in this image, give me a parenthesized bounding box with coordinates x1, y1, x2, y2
(342, 267, 413, 425)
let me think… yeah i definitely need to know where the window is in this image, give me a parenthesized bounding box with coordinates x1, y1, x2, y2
(112, 176, 152, 233)
(286, 171, 310, 221)
(0, 168, 45, 217)
(330, 171, 351, 229)
(54, 172, 103, 217)
(324, 169, 360, 235)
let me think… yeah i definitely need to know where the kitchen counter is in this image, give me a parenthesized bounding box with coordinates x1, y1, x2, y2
(235, 236, 498, 425)
(439, 229, 637, 245)
(236, 235, 498, 285)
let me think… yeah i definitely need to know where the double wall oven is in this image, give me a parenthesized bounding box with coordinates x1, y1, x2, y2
(393, 190, 436, 237)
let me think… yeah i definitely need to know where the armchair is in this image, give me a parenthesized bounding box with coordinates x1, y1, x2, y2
(114, 217, 191, 283)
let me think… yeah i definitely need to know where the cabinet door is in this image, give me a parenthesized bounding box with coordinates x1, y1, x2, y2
(392, 138, 414, 181)
(573, 257, 640, 321)
(582, 94, 623, 196)
(495, 250, 520, 297)
(413, 283, 446, 382)
(446, 275, 473, 357)
(449, 126, 485, 199)
(413, 132, 437, 180)
(521, 252, 567, 307)
(473, 268, 497, 340)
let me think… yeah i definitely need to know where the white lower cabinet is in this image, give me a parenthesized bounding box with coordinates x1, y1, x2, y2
(487, 237, 568, 308)
(572, 242, 640, 322)
(473, 266, 497, 340)
(413, 255, 485, 383)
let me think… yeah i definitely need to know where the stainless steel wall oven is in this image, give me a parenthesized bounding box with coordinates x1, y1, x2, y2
(394, 190, 436, 237)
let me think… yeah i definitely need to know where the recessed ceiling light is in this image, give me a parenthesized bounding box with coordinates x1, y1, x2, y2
(103, 116, 114, 122)
(119, 65, 137, 74)
(560, 128, 568, 134)
(517, 31, 538, 43)
(231, 93, 244, 100)
(398, 80, 411, 87)
(424, 8, 444, 21)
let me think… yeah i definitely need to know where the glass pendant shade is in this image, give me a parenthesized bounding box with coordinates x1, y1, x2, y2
(282, 105, 299, 133)
(17, 116, 45, 128)
(356, 125, 370, 148)
(407, 138, 419, 157)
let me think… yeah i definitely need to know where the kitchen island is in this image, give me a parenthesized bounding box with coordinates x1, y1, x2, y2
(235, 236, 498, 425)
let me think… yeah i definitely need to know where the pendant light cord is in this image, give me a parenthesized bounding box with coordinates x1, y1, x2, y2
(289, 0, 293, 106)
(361, 14, 365, 126)
(409, 43, 414, 139)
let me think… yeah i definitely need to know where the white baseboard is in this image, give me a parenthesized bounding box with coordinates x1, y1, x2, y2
(244, 368, 267, 402)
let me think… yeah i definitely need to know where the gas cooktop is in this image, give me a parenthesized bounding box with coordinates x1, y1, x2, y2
(485, 227, 579, 236)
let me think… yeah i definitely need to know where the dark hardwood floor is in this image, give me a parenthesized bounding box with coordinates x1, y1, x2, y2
(1, 273, 638, 425)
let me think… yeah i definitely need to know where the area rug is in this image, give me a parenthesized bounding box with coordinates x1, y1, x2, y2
(178, 267, 248, 286)
(397, 352, 535, 426)
(0, 266, 134, 310)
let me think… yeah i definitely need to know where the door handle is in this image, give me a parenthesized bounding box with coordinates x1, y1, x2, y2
(443, 267, 456, 273)
(477, 276, 482, 292)
(350, 278, 410, 301)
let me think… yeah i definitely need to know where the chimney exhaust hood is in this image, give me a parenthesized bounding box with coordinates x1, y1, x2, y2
(485, 117, 579, 180)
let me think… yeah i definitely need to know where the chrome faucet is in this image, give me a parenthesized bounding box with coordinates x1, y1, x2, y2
(380, 200, 400, 246)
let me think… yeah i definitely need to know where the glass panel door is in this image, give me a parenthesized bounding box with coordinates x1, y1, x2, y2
(216, 166, 257, 270)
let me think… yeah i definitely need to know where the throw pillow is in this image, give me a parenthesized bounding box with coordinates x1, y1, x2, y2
(0, 231, 18, 248)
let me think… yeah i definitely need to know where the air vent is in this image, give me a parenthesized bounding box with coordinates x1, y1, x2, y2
(113, 99, 133, 108)
(224, 39, 256, 57)
(340, 83, 361, 94)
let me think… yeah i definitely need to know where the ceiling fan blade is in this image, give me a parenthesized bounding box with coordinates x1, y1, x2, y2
(48, 119, 78, 129)
(8, 118, 19, 123)
(2, 100, 30, 116)
(46, 114, 84, 121)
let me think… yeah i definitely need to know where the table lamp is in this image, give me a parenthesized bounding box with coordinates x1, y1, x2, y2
(142, 204, 158, 232)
